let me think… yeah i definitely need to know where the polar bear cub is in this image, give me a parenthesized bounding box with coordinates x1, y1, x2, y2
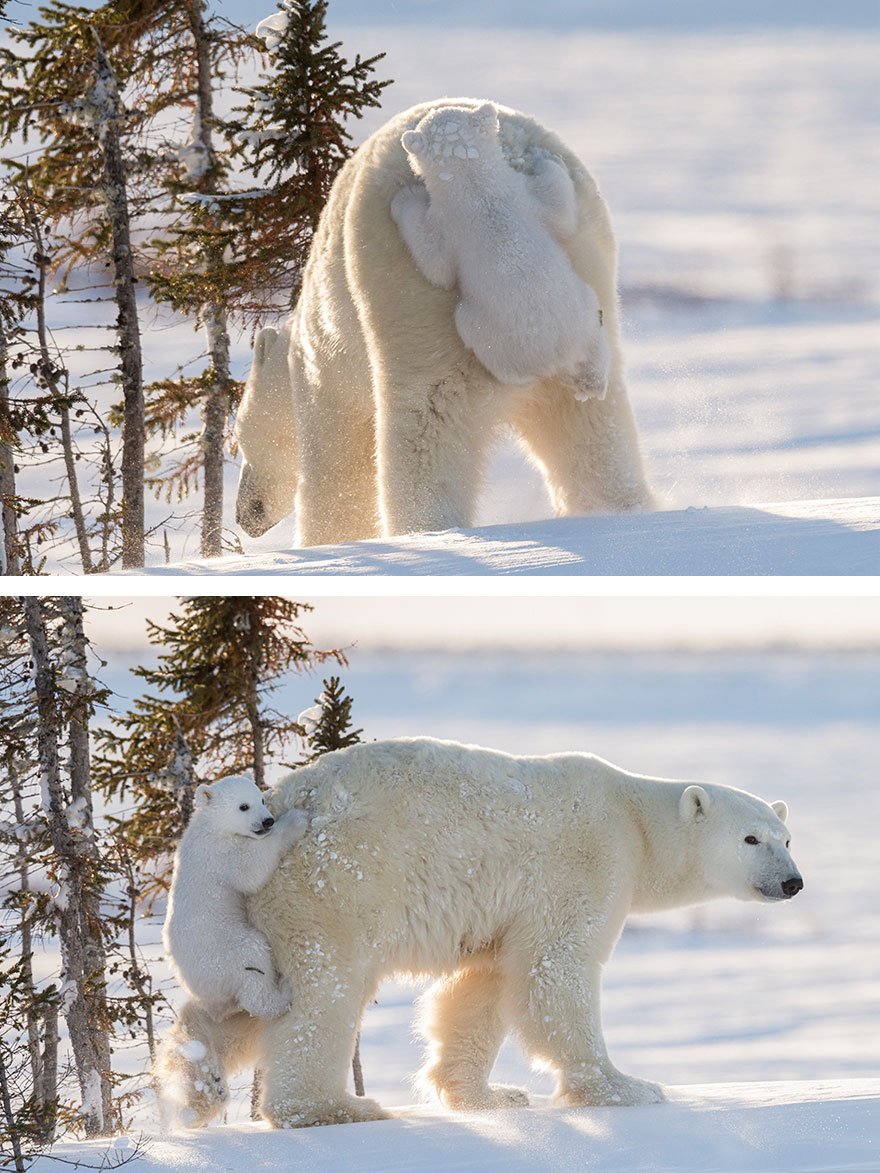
(163, 775, 308, 1020)
(391, 101, 609, 399)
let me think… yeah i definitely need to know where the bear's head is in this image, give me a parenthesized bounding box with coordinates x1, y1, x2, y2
(401, 102, 502, 181)
(193, 775, 277, 839)
(680, 784, 803, 903)
(235, 325, 299, 539)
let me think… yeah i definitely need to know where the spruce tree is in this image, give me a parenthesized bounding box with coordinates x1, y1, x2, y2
(226, 0, 392, 310)
(93, 596, 344, 889)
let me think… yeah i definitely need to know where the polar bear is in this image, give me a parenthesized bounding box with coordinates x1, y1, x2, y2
(392, 102, 609, 399)
(162, 774, 308, 1020)
(166, 739, 802, 1129)
(234, 98, 653, 548)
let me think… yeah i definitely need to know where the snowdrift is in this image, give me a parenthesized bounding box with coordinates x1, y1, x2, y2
(32, 1079, 880, 1172)
(138, 496, 880, 576)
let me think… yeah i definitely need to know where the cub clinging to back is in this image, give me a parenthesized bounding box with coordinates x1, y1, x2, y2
(163, 774, 307, 1021)
(391, 100, 609, 400)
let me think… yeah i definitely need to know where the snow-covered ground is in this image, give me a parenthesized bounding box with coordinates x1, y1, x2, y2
(27, 643, 880, 1170)
(142, 495, 880, 576)
(10, 24, 879, 573)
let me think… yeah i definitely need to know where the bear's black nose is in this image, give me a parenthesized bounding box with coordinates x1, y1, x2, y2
(782, 876, 803, 897)
(262, 816, 275, 829)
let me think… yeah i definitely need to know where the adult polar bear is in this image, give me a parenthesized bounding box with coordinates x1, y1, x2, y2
(168, 738, 802, 1128)
(235, 99, 653, 546)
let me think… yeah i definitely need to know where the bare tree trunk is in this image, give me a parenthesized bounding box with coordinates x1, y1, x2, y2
(352, 1034, 364, 1096)
(20, 186, 92, 573)
(244, 677, 265, 789)
(36, 1004, 59, 1144)
(0, 324, 20, 575)
(201, 306, 231, 558)
(185, 0, 232, 559)
(23, 596, 112, 1137)
(57, 596, 114, 1129)
(0, 1048, 26, 1173)
(91, 32, 144, 569)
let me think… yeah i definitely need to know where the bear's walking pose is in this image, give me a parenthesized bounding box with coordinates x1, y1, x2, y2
(235, 98, 653, 547)
(162, 774, 308, 1021)
(392, 102, 609, 399)
(168, 739, 802, 1129)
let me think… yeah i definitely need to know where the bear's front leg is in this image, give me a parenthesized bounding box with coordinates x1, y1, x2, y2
(511, 942, 665, 1109)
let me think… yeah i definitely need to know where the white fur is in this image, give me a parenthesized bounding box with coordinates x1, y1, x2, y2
(162, 774, 308, 1021)
(166, 739, 801, 1128)
(233, 98, 653, 546)
(393, 102, 609, 398)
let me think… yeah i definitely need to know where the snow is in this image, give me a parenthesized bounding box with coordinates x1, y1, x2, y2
(176, 110, 211, 182)
(27, 1081, 880, 1172)
(134, 495, 880, 576)
(256, 4, 297, 53)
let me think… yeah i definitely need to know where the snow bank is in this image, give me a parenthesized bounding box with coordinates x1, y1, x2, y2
(131, 496, 880, 576)
(29, 1079, 880, 1172)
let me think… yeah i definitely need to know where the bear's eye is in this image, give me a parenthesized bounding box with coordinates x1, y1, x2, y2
(744, 835, 759, 845)
(786, 839, 791, 849)
(239, 803, 250, 812)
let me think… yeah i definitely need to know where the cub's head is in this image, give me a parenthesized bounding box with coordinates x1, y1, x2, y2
(680, 784, 803, 903)
(235, 324, 298, 539)
(193, 775, 276, 839)
(401, 101, 501, 180)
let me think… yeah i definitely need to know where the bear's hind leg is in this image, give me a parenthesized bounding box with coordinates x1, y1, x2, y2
(375, 360, 502, 537)
(512, 376, 654, 516)
(155, 1001, 262, 1128)
(417, 961, 528, 1111)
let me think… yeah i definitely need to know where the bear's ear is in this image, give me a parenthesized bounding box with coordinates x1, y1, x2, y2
(401, 129, 426, 157)
(472, 102, 499, 135)
(680, 785, 712, 821)
(253, 326, 279, 369)
(194, 783, 212, 808)
(771, 800, 788, 823)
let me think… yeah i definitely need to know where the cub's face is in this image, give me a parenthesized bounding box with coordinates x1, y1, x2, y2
(194, 775, 276, 838)
(680, 785, 803, 903)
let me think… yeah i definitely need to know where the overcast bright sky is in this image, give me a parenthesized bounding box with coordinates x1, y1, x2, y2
(80, 595, 880, 654)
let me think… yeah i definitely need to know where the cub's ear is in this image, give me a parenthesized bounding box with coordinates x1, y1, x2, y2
(253, 326, 279, 369)
(401, 129, 426, 157)
(771, 800, 788, 823)
(194, 783, 212, 807)
(472, 101, 499, 134)
(680, 785, 712, 821)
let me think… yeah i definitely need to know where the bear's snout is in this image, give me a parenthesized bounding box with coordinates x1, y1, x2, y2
(781, 875, 803, 898)
(262, 816, 275, 830)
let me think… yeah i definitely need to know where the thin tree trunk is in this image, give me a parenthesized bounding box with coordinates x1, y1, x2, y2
(11, 784, 44, 1102)
(352, 1033, 364, 1096)
(57, 596, 114, 1129)
(0, 324, 20, 575)
(184, 1, 232, 559)
(35, 1004, 59, 1145)
(23, 596, 111, 1137)
(21, 186, 92, 573)
(0, 1048, 26, 1173)
(201, 305, 231, 558)
(91, 32, 144, 569)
